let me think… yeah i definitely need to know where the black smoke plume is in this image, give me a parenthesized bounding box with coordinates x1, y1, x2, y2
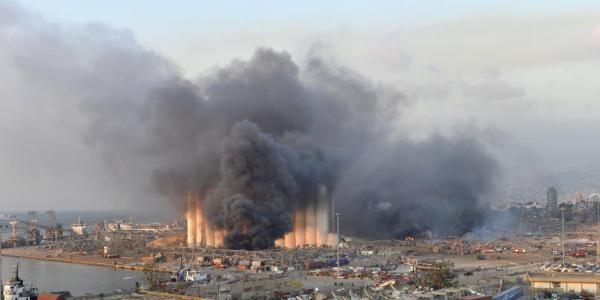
(335, 134, 498, 238)
(213, 121, 332, 249)
(147, 51, 497, 248)
(1, 1, 499, 249)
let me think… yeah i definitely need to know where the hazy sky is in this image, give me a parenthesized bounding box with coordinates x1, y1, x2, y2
(2, 1, 600, 210)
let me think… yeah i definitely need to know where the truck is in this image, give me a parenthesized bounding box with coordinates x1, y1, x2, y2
(570, 250, 587, 257)
(326, 257, 350, 267)
(304, 260, 325, 270)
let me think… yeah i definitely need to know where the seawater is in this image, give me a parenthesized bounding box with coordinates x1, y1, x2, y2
(0, 256, 144, 296)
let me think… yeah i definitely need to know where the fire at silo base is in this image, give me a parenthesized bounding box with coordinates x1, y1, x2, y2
(185, 191, 221, 248)
(186, 185, 337, 249)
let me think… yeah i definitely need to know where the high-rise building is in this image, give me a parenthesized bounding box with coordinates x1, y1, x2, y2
(574, 191, 585, 204)
(547, 187, 558, 217)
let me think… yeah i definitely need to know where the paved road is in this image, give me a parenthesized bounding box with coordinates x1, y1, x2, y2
(458, 263, 536, 287)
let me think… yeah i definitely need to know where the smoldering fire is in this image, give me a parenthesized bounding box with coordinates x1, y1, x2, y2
(1, 2, 500, 250)
(186, 185, 338, 249)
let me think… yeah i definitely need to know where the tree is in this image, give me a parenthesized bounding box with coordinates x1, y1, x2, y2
(580, 290, 594, 300)
(419, 261, 456, 290)
(143, 262, 162, 291)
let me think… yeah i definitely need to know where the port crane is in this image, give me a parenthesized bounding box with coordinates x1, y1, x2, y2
(0, 211, 64, 247)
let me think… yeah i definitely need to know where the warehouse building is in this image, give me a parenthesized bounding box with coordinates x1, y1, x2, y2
(528, 272, 600, 295)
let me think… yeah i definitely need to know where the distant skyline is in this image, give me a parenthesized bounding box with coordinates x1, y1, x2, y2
(2, 1, 600, 210)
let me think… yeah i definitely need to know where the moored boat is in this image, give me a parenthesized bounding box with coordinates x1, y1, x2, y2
(2, 264, 38, 300)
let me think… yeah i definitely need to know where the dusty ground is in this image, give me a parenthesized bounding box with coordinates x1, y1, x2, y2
(148, 234, 185, 248)
(445, 252, 550, 269)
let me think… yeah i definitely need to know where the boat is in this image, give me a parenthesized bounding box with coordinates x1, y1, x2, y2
(70, 217, 87, 236)
(2, 264, 38, 300)
(185, 270, 209, 282)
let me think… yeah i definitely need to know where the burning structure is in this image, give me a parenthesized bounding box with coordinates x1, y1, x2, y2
(121, 48, 496, 250)
(186, 191, 227, 248)
(187, 185, 338, 248)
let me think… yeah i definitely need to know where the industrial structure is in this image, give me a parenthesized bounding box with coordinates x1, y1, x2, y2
(186, 190, 225, 248)
(528, 272, 600, 295)
(3, 211, 60, 247)
(186, 185, 338, 248)
(277, 185, 338, 248)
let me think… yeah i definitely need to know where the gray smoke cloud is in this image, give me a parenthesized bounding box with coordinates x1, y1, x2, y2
(1, 1, 499, 249)
(335, 134, 498, 239)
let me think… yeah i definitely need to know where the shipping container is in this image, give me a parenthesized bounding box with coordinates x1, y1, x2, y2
(38, 294, 66, 300)
(304, 260, 324, 269)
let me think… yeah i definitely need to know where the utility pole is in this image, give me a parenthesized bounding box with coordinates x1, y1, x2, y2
(336, 213, 341, 270)
(217, 281, 221, 300)
(561, 207, 565, 266)
(1, 222, 3, 287)
(518, 203, 525, 240)
(9, 215, 17, 247)
(596, 203, 600, 264)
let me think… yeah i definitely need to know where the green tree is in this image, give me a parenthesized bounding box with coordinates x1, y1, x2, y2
(420, 261, 456, 290)
(580, 290, 594, 300)
(143, 262, 161, 291)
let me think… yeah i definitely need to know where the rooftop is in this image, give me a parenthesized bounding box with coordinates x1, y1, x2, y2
(528, 272, 600, 283)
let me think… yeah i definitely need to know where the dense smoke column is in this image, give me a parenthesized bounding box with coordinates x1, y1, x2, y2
(211, 121, 332, 249)
(82, 45, 499, 246)
(142, 50, 335, 250)
(214, 121, 296, 249)
(89, 47, 498, 247)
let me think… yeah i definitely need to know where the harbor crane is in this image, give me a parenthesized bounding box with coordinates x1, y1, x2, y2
(0, 211, 64, 247)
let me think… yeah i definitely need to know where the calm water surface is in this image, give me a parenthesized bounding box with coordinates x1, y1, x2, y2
(0, 256, 144, 296)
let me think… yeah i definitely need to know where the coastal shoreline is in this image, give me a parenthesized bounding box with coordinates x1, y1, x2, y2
(1, 247, 150, 272)
(2, 253, 145, 271)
